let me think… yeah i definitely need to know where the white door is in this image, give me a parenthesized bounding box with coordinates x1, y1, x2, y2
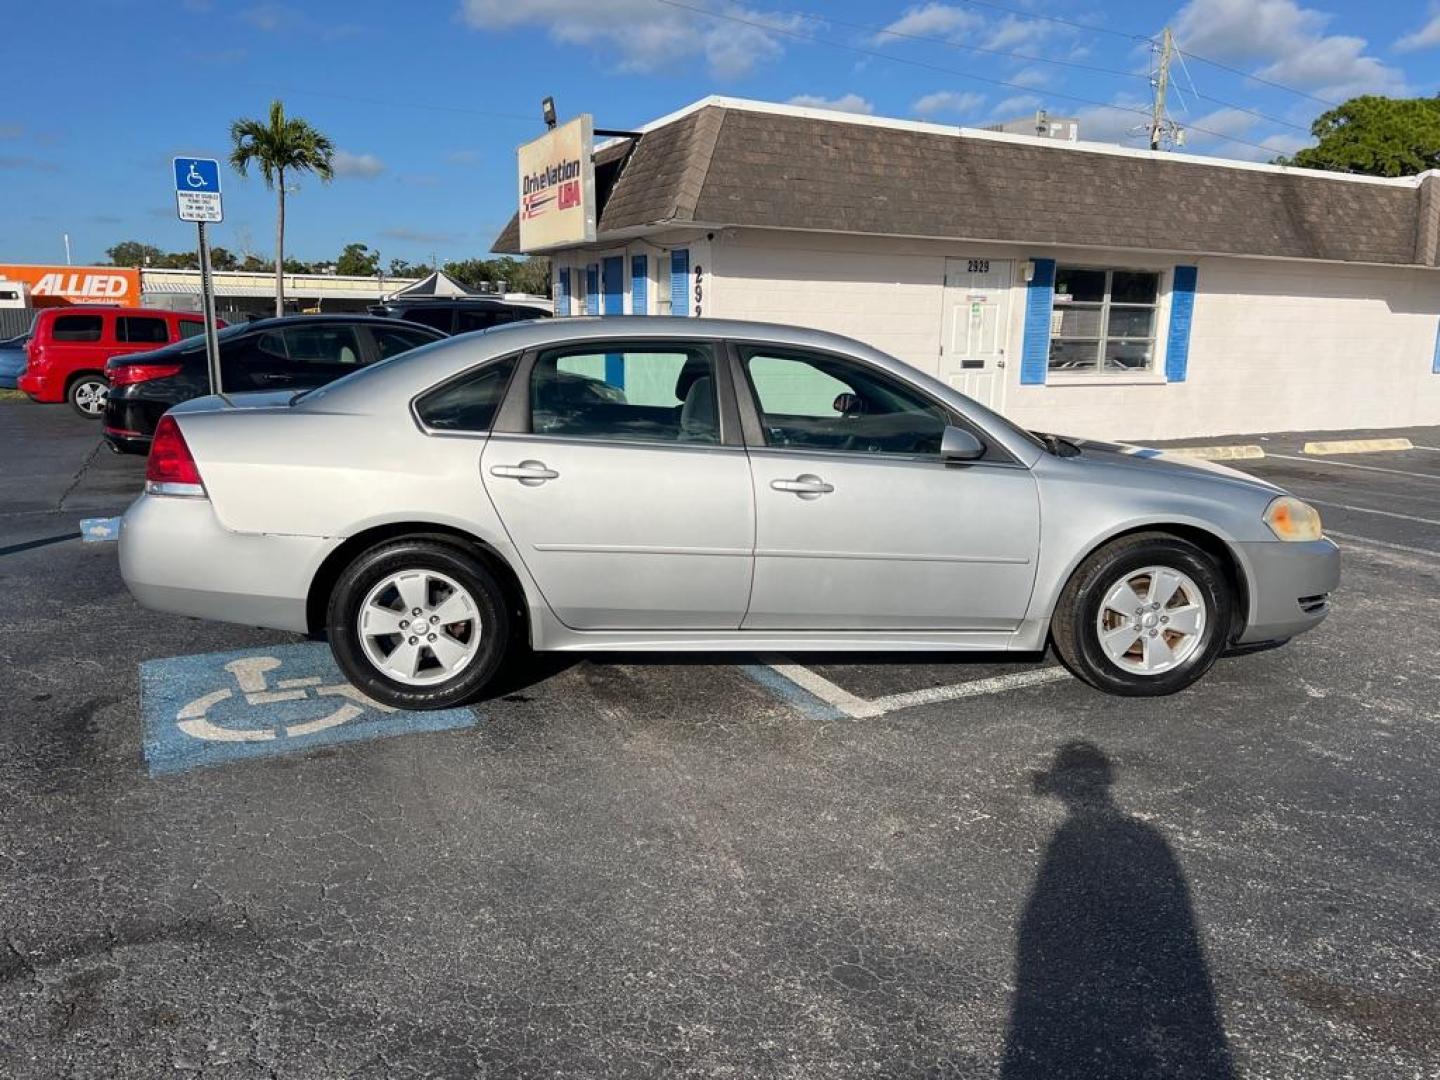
(940, 257, 1013, 410)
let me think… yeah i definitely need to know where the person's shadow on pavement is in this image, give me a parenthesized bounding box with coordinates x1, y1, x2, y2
(1001, 740, 1236, 1080)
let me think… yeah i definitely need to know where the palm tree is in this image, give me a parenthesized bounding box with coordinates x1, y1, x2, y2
(229, 100, 334, 316)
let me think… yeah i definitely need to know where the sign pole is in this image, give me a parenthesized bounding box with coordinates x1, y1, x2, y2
(196, 221, 222, 397)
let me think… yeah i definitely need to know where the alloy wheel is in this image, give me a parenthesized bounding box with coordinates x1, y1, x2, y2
(73, 379, 107, 416)
(1095, 565, 1207, 676)
(357, 569, 481, 686)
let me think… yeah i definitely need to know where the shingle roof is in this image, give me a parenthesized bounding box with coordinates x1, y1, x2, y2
(494, 100, 1438, 267)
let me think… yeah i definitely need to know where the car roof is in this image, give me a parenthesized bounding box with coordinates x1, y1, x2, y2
(34, 305, 193, 318)
(237, 313, 446, 332)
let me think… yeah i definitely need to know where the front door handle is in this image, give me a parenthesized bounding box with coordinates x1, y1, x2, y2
(490, 460, 559, 486)
(771, 474, 833, 500)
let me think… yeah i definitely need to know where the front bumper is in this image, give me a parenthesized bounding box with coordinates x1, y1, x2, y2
(120, 493, 333, 634)
(1233, 537, 1340, 644)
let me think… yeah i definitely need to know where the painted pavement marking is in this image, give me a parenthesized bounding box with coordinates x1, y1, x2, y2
(141, 642, 478, 776)
(1326, 530, 1440, 560)
(1267, 453, 1440, 482)
(1306, 500, 1440, 528)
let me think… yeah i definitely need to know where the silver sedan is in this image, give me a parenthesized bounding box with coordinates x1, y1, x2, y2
(120, 317, 1339, 707)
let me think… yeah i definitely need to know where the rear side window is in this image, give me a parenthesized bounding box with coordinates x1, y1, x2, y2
(415, 356, 517, 432)
(398, 307, 453, 333)
(177, 320, 206, 339)
(373, 326, 436, 360)
(530, 344, 719, 445)
(118, 316, 170, 344)
(51, 314, 103, 342)
(283, 325, 363, 365)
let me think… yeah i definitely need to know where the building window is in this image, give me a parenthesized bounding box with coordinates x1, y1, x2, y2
(1049, 267, 1160, 374)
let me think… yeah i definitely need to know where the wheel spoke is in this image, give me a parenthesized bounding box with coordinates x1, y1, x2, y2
(1143, 633, 1175, 671)
(1101, 624, 1141, 660)
(1166, 604, 1203, 636)
(382, 639, 422, 680)
(361, 604, 407, 636)
(1103, 580, 1146, 616)
(1149, 569, 1182, 609)
(427, 632, 469, 672)
(393, 572, 429, 614)
(430, 591, 475, 626)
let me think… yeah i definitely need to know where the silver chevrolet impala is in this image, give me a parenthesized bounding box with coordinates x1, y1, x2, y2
(120, 317, 1339, 707)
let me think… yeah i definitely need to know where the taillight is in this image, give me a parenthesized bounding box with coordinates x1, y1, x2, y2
(110, 363, 183, 387)
(145, 415, 205, 496)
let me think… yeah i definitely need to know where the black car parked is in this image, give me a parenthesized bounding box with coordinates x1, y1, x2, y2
(367, 297, 550, 335)
(103, 315, 445, 454)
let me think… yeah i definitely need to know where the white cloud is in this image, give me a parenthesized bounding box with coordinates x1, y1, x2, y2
(787, 93, 875, 115)
(447, 149, 481, 164)
(990, 94, 1043, 120)
(458, 0, 806, 79)
(1178, 107, 1258, 146)
(1008, 66, 1049, 89)
(332, 150, 385, 179)
(983, 16, 1066, 52)
(1071, 96, 1151, 144)
(1395, 8, 1440, 52)
(1172, 0, 1405, 99)
(874, 3, 982, 44)
(912, 90, 986, 118)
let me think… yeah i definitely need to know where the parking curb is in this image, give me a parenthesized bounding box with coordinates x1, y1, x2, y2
(1301, 438, 1414, 455)
(1165, 444, 1266, 461)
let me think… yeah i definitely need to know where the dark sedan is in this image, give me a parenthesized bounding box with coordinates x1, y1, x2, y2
(103, 315, 445, 454)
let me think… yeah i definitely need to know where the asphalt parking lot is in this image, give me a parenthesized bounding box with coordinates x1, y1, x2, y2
(2, 398, 1437, 1079)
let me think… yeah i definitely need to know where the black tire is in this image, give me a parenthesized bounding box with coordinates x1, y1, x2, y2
(1051, 532, 1233, 697)
(326, 538, 510, 710)
(67, 374, 108, 419)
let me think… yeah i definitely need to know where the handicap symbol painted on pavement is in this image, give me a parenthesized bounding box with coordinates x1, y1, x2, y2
(140, 642, 478, 776)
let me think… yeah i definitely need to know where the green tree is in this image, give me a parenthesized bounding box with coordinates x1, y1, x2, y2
(154, 250, 200, 270)
(1281, 95, 1440, 177)
(209, 246, 238, 271)
(229, 99, 335, 315)
(508, 256, 551, 296)
(389, 257, 431, 279)
(336, 242, 380, 277)
(240, 254, 270, 273)
(106, 240, 162, 267)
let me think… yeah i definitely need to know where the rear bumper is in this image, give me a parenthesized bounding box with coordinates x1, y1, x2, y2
(120, 493, 333, 634)
(1234, 537, 1340, 644)
(17, 370, 59, 401)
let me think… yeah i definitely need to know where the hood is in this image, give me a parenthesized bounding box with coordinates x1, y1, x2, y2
(1056, 435, 1283, 496)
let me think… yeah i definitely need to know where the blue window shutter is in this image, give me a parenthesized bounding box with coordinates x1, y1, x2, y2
(1433, 318, 1440, 374)
(602, 256, 623, 315)
(584, 264, 599, 315)
(555, 268, 571, 316)
(631, 255, 648, 314)
(1165, 265, 1198, 383)
(1020, 258, 1056, 385)
(670, 249, 689, 316)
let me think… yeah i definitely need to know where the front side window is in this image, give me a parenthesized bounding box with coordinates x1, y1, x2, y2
(415, 356, 517, 432)
(282, 325, 363, 365)
(51, 314, 103, 342)
(1049, 267, 1160, 374)
(118, 316, 169, 344)
(530, 344, 718, 445)
(741, 347, 951, 456)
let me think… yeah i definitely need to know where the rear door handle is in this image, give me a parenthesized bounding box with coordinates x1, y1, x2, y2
(771, 474, 833, 499)
(490, 460, 559, 486)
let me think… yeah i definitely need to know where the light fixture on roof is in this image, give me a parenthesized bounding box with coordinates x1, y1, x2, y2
(541, 96, 557, 131)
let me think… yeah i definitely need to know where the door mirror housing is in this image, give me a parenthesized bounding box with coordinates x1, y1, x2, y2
(941, 425, 985, 461)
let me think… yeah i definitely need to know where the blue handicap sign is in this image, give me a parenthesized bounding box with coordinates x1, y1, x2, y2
(173, 156, 221, 194)
(140, 642, 479, 776)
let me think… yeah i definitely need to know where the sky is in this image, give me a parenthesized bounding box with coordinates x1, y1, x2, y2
(1, 0, 1438, 268)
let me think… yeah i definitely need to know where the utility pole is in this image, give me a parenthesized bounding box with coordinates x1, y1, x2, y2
(1150, 26, 1175, 152)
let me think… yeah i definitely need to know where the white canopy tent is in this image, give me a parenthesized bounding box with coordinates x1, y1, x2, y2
(383, 269, 474, 300)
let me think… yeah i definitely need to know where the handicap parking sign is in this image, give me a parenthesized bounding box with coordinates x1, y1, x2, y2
(140, 642, 479, 775)
(173, 156, 223, 222)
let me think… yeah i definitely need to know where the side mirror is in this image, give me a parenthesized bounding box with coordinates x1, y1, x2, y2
(833, 392, 864, 415)
(941, 425, 985, 461)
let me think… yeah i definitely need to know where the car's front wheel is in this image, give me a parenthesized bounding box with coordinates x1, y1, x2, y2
(1051, 532, 1233, 696)
(68, 374, 108, 418)
(326, 539, 510, 710)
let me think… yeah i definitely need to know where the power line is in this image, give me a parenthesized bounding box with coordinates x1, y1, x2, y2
(1175, 49, 1340, 110)
(655, 0, 1305, 159)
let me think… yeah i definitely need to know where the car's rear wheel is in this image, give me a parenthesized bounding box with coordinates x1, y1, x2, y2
(1051, 532, 1233, 696)
(68, 374, 108, 419)
(326, 539, 509, 710)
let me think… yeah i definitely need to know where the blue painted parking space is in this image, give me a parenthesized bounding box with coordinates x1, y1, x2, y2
(140, 642, 479, 776)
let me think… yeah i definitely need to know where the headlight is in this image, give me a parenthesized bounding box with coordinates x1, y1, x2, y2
(1263, 496, 1323, 541)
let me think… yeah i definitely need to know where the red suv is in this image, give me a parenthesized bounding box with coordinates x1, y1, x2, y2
(18, 306, 220, 418)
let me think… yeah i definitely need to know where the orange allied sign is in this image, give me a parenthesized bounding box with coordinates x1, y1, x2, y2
(0, 263, 141, 307)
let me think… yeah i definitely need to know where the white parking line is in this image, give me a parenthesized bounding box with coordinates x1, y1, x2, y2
(869, 668, 1072, 712)
(1308, 500, 1440, 528)
(1267, 453, 1440, 481)
(761, 656, 1068, 719)
(1327, 530, 1440, 560)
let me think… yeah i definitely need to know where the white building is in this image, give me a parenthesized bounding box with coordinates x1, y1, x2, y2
(496, 96, 1440, 442)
